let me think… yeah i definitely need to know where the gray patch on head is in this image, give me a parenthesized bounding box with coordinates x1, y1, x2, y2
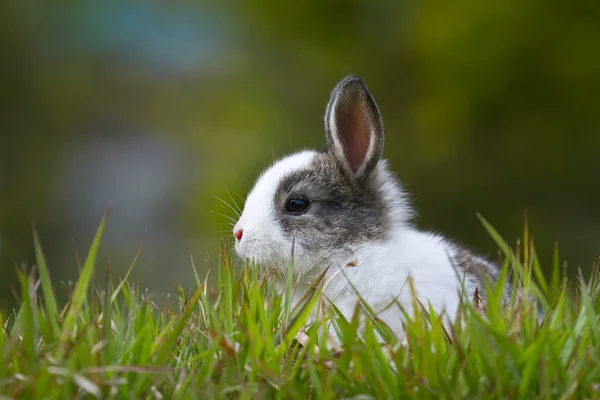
(273, 152, 392, 252)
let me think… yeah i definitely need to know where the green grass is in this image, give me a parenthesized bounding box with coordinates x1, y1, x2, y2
(1, 210, 599, 399)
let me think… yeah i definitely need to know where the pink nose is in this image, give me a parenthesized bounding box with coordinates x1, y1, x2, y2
(234, 229, 243, 241)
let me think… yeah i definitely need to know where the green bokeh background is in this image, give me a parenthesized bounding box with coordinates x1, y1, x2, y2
(1, 1, 599, 306)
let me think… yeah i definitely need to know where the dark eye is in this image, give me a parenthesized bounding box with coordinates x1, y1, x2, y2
(286, 198, 309, 213)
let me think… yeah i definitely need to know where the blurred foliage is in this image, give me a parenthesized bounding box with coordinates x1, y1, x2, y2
(1, 1, 599, 305)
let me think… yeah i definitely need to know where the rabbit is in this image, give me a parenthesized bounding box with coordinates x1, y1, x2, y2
(232, 75, 520, 341)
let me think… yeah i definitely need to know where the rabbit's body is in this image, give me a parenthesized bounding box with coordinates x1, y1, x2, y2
(233, 75, 508, 338)
(295, 228, 476, 334)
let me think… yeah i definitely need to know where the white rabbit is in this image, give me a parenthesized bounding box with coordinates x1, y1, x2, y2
(233, 75, 512, 339)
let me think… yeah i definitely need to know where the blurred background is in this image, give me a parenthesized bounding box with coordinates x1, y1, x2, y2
(1, 1, 599, 307)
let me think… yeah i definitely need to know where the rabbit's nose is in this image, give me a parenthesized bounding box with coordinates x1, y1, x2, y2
(234, 228, 243, 242)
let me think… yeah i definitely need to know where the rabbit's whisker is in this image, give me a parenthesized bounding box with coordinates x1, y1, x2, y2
(211, 193, 241, 218)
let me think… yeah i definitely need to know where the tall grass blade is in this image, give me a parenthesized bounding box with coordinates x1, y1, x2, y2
(58, 206, 109, 359)
(18, 271, 37, 374)
(32, 228, 60, 338)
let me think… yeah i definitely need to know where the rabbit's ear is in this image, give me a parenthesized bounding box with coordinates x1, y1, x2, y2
(324, 75, 384, 183)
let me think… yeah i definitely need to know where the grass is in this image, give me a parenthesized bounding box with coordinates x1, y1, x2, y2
(1, 208, 599, 399)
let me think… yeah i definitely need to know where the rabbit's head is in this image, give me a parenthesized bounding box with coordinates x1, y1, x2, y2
(233, 76, 412, 274)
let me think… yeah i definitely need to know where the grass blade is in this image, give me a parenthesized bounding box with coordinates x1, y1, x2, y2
(58, 206, 109, 359)
(32, 228, 60, 339)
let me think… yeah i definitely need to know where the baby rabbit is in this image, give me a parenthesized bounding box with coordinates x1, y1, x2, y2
(233, 75, 510, 338)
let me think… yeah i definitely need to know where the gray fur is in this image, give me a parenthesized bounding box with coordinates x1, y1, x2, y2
(274, 152, 391, 252)
(452, 246, 507, 299)
(273, 76, 396, 253)
(452, 245, 544, 321)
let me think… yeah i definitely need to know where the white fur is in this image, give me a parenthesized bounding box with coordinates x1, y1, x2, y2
(234, 151, 477, 340)
(234, 150, 317, 265)
(314, 229, 471, 338)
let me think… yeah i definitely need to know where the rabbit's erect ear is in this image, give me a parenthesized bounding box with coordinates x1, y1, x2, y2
(324, 75, 384, 183)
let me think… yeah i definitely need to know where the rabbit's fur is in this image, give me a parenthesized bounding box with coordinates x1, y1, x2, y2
(233, 75, 511, 338)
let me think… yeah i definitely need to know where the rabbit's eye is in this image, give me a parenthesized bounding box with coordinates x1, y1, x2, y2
(286, 198, 309, 214)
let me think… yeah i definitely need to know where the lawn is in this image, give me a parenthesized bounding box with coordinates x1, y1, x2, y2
(1, 207, 599, 399)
